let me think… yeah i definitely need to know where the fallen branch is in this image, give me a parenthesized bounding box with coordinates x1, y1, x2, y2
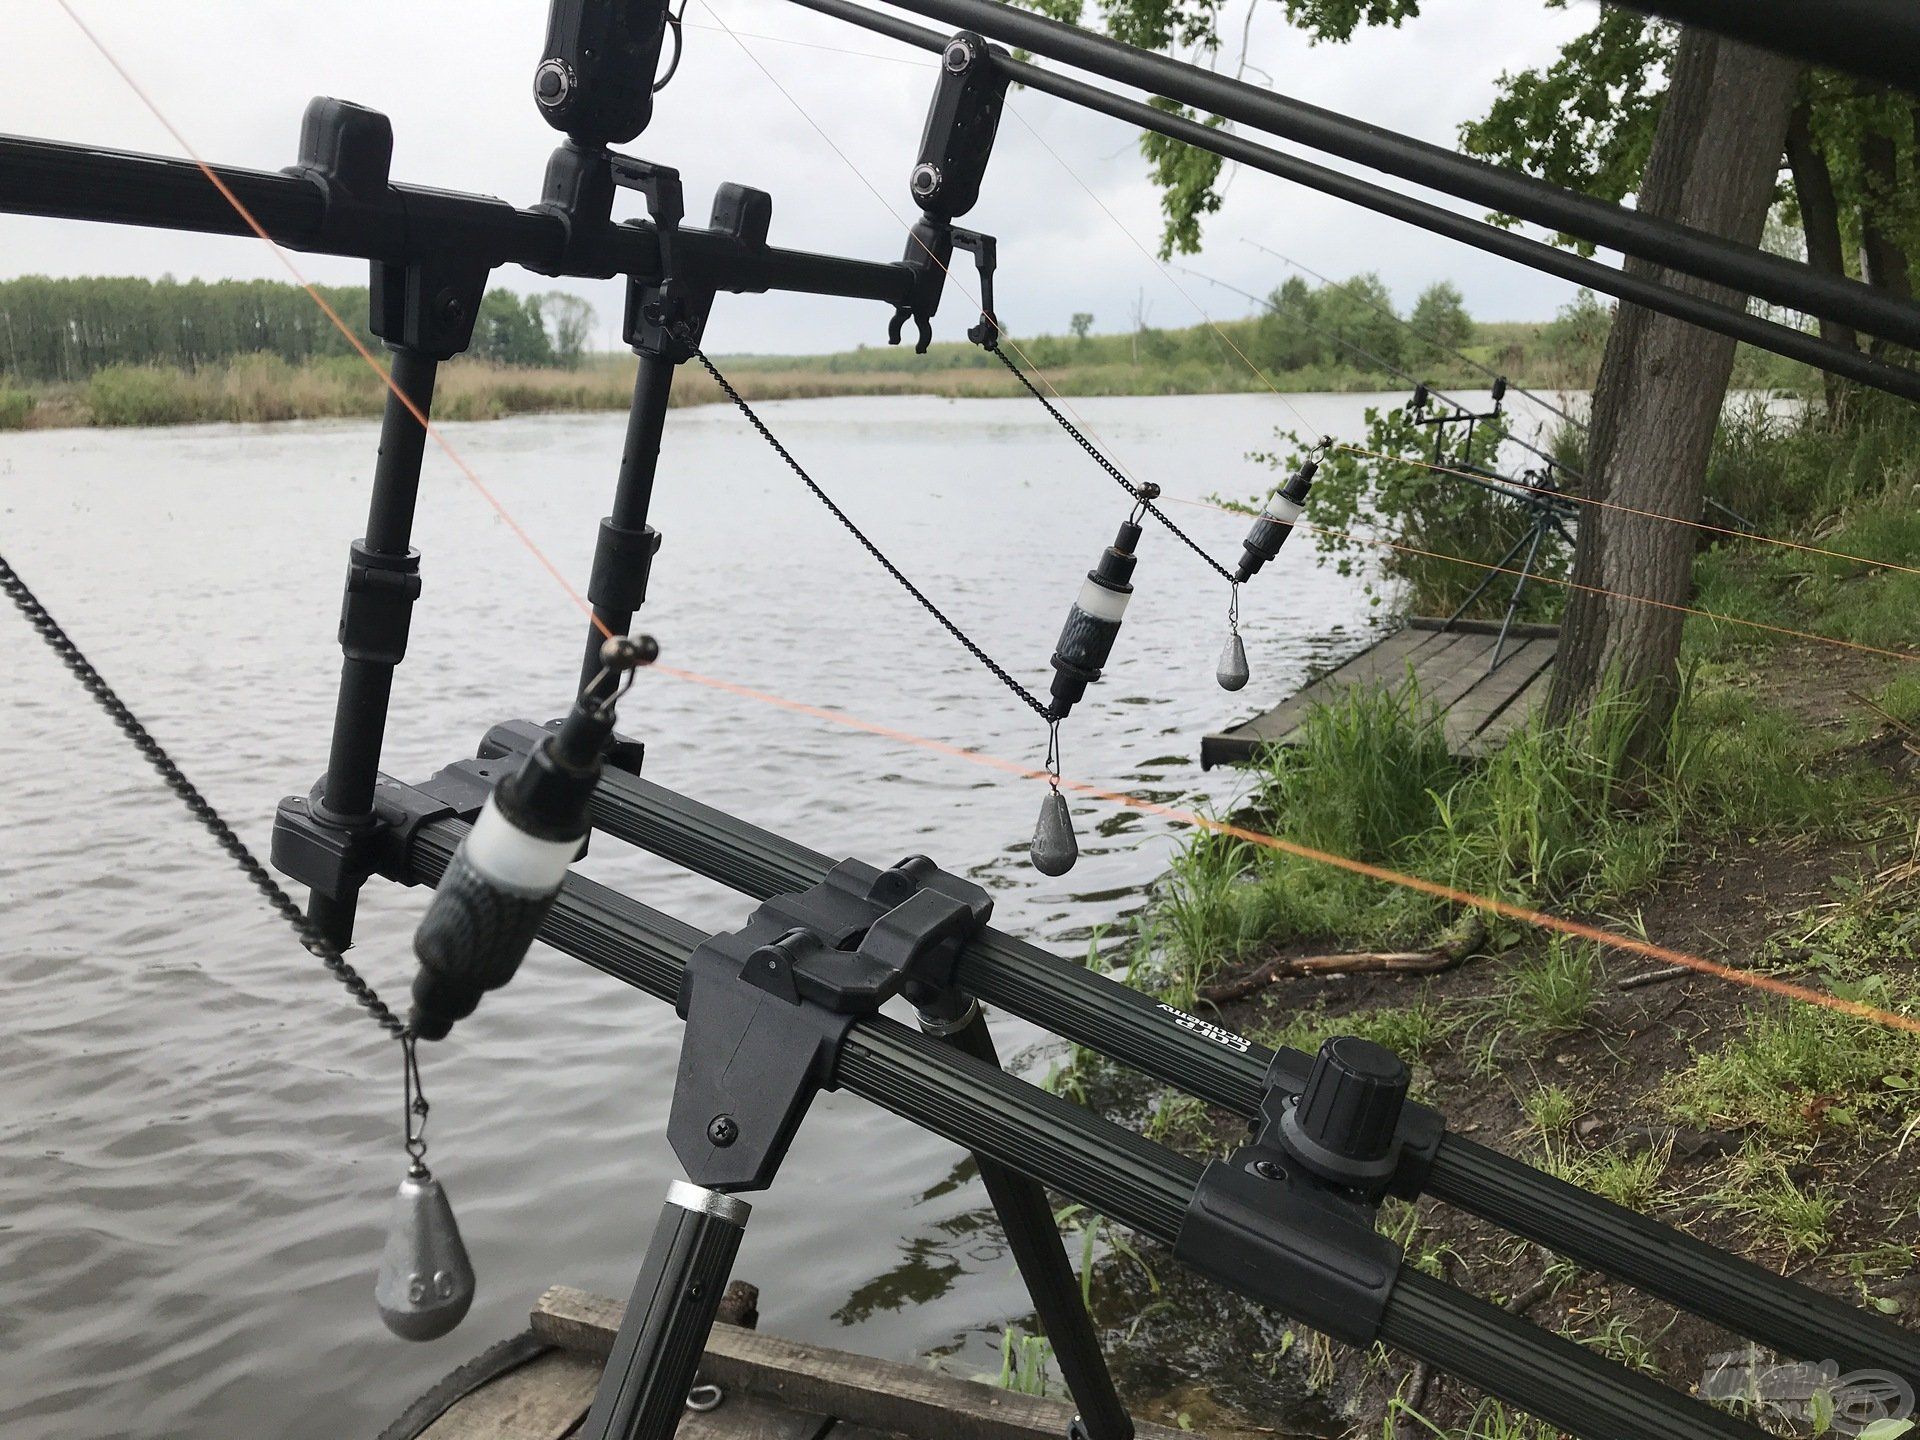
(1201, 917, 1487, 1005)
(1617, 964, 1694, 992)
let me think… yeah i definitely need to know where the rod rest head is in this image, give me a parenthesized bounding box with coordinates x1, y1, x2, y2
(667, 851, 992, 1192)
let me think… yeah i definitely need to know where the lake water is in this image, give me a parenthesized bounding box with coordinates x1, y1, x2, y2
(0, 390, 1532, 1438)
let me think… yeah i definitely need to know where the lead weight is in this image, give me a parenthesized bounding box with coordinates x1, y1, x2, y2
(375, 1165, 475, 1341)
(1031, 788, 1079, 876)
(1217, 631, 1250, 691)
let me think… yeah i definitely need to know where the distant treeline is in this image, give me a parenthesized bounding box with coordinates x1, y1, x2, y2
(0, 276, 596, 383)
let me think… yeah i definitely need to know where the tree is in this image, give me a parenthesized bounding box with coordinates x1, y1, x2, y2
(1547, 32, 1801, 752)
(1406, 281, 1473, 370)
(1070, 311, 1095, 341)
(1253, 275, 1324, 371)
(469, 291, 554, 367)
(537, 292, 597, 369)
(1315, 273, 1404, 372)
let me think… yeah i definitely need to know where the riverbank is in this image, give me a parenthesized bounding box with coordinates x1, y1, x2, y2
(1051, 397, 1920, 1437)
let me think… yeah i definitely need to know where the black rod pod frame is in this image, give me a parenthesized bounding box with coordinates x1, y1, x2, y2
(491, 746, 1920, 1402)
(363, 755, 1800, 1440)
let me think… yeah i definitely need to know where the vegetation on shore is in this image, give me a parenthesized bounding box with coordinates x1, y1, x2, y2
(1031, 394, 1920, 1438)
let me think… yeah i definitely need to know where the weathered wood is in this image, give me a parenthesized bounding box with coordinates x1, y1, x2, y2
(1203, 620, 1561, 767)
(417, 1348, 601, 1440)
(533, 1286, 1196, 1440)
(680, 1392, 834, 1440)
(1464, 664, 1556, 757)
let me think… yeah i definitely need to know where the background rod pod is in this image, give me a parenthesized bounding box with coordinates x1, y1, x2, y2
(917, 998, 1134, 1440)
(578, 1182, 751, 1440)
(306, 347, 438, 948)
(549, 764, 1920, 1386)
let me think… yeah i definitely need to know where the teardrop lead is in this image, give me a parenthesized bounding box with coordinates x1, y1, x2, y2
(375, 1166, 475, 1341)
(1216, 631, 1250, 692)
(1031, 788, 1079, 876)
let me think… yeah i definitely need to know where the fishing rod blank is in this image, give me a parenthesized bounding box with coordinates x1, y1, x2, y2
(849, 0, 1920, 355)
(780, 0, 1920, 405)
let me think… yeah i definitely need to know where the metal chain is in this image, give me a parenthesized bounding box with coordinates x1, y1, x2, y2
(693, 348, 1057, 724)
(985, 341, 1238, 586)
(0, 550, 410, 1040)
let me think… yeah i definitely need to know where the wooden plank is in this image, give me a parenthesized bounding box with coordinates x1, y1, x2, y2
(1465, 664, 1556, 756)
(822, 1425, 908, 1440)
(534, 1288, 1197, 1440)
(1442, 638, 1556, 742)
(417, 1348, 600, 1440)
(679, 1392, 834, 1440)
(1406, 631, 1504, 715)
(1220, 628, 1441, 745)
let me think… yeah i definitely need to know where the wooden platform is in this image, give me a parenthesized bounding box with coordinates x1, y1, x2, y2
(383, 1286, 1200, 1440)
(1201, 616, 1559, 769)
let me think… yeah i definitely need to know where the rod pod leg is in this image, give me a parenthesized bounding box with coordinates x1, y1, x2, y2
(921, 999, 1134, 1440)
(579, 346, 676, 694)
(580, 1181, 751, 1440)
(307, 347, 439, 947)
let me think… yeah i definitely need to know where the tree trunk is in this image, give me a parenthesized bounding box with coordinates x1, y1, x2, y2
(1858, 131, 1914, 306)
(1547, 31, 1801, 753)
(1783, 103, 1857, 412)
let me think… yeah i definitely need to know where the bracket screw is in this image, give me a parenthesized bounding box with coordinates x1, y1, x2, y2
(910, 163, 944, 201)
(1252, 1159, 1284, 1181)
(435, 289, 466, 328)
(943, 37, 975, 72)
(707, 1115, 739, 1147)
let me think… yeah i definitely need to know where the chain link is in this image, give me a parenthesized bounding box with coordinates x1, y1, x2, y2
(1, 551, 410, 1040)
(986, 341, 1238, 587)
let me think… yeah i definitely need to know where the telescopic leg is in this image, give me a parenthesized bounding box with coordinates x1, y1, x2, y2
(1442, 522, 1535, 634)
(579, 1181, 751, 1440)
(1490, 519, 1548, 671)
(579, 353, 675, 694)
(307, 347, 438, 947)
(921, 997, 1134, 1440)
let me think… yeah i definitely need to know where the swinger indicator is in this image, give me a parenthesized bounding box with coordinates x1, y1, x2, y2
(409, 634, 658, 1041)
(1048, 514, 1144, 720)
(1234, 458, 1317, 586)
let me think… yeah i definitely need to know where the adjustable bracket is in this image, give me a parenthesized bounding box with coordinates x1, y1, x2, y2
(1174, 1037, 1444, 1348)
(667, 855, 992, 1192)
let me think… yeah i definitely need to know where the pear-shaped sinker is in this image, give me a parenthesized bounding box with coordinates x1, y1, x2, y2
(375, 1167, 475, 1341)
(1030, 789, 1079, 876)
(1216, 632, 1250, 692)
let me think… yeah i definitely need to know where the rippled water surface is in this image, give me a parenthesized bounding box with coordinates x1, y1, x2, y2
(0, 391, 1472, 1438)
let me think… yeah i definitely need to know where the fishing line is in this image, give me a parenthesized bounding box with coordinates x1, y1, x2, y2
(650, 658, 1920, 1038)
(1336, 442, 1920, 581)
(1160, 491, 1920, 665)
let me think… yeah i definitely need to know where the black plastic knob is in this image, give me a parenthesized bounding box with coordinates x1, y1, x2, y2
(1281, 1036, 1409, 1185)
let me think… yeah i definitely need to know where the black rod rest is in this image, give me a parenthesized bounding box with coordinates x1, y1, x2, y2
(481, 735, 1920, 1393)
(358, 752, 1775, 1440)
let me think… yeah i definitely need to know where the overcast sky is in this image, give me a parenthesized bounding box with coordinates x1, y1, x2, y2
(1, 0, 1601, 353)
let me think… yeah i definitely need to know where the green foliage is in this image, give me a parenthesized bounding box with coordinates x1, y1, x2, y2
(0, 275, 586, 383)
(1142, 100, 1226, 257)
(87, 364, 198, 426)
(0, 388, 32, 429)
(1251, 398, 1564, 622)
(996, 1325, 1052, 1396)
(1457, 6, 1672, 246)
(1407, 282, 1473, 370)
(1069, 311, 1095, 340)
